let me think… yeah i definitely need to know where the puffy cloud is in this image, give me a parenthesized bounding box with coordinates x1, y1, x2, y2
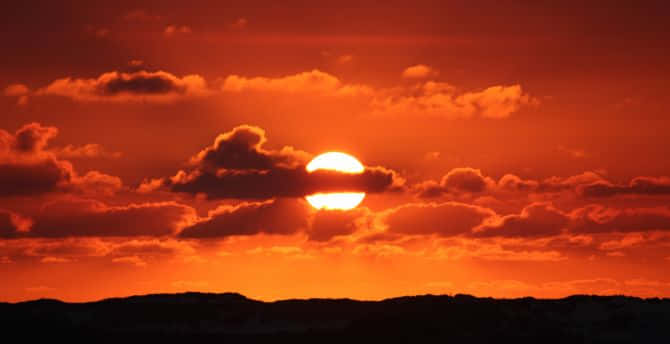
(0, 159, 73, 197)
(27, 199, 196, 238)
(569, 205, 670, 234)
(156, 125, 404, 199)
(164, 25, 192, 36)
(580, 176, 670, 198)
(372, 82, 536, 119)
(111, 255, 147, 267)
(401, 64, 438, 79)
(190, 125, 309, 170)
(382, 202, 494, 236)
(0, 123, 122, 197)
(309, 208, 371, 242)
(222, 69, 371, 96)
(179, 198, 310, 238)
(3, 83, 29, 105)
(53, 144, 122, 159)
(414, 168, 495, 198)
(38, 70, 208, 102)
(12, 123, 58, 153)
(3, 83, 29, 96)
(229, 18, 248, 29)
(0, 209, 29, 238)
(472, 203, 569, 238)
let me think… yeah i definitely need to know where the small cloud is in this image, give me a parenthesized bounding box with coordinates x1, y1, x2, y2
(112, 255, 147, 267)
(424, 151, 441, 160)
(40, 256, 73, 263)
(128, 59, 144, 67)
(229, 17, 248, 29)
(25, 286, 54, 293)
(4, 83, 29, 106)
(337, 55, 354, 64)
(4, 83, 29, 96)
(164, 25, 192, 36)
(53, 144, 122, 159)
(557, 145, 587, 158)
(402, 64, 439, 79)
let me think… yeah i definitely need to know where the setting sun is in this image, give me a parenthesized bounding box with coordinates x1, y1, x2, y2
(305, 152, 366, 210)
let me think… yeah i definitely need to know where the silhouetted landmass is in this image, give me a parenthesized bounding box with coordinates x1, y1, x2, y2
(2, 292, 669, 343)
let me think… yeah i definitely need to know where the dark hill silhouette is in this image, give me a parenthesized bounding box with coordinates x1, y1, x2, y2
(2, 292, 669, 343)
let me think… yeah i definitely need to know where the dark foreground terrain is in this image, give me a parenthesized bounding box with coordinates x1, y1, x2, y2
(2, 292, 669, 343)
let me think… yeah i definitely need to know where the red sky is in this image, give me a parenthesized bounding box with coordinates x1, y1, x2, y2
(2, 0, 670, 302)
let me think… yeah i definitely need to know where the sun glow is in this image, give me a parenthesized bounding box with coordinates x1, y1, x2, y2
(305, 152, 365, 210)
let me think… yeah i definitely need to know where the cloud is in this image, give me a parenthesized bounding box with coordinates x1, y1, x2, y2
(53, 144, 122, 159)
(0, 209, 25, 238)
(580, 176, 670, 197)
(3, 83, 29, 96)
(38, 70, 208, 102)
(569, 205, 670, 234)
(337, 55, 354, 64)
(154, 125, 404, 199)
(164, 25, 192, 36)
(179, 198, 310, 238)
(40, 256, 72, 263)
(221, 69, 535, 119)
(12, 122, 58, 153)
(222, 69, 371, 96)
(0, 123, 122, 198)
(401, 64, 438, 79)
(372, 82, 536, 119)
(190, 125, 309, 170)
(4, 83, 29, 104)
(472, 203, 569, 238)
(382, 202, 494, 236)
(229, 18, 248, 29)
(25, 199, 196, 238)
(414, 168, 495, 198)
(309, 208, 371, 242)
(111, 255, 147, 267)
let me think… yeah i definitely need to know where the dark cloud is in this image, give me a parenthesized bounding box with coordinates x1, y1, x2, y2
(309, 208, 370, 242)
(0, 210, 22, 238)
(414, 168, 495, 198)
(13, 123, 58, 153)
(157, 125, 404, 199)
(569, 205, 670, 233)
(179, 198, 310, 238)
(0, 123, 121, 198)
(39, 70, 208, 102)
(0, 159, 73, 197)
(28, 199, 196, 237)
(580, 177, 670, 198)
(472, 203, 568, 238)
(383, 202, 494, 236)
(191, 125, 309, 170)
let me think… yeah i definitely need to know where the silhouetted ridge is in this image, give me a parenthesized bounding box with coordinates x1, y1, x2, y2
(2, 292, 669, 343)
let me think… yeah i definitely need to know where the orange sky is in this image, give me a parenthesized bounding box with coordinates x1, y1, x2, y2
(2, 0, 670, 302)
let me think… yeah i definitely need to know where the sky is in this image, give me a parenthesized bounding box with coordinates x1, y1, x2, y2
(2, 0, 670, 302)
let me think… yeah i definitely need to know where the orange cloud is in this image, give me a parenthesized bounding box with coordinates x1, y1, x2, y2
(38, 70, 208, 102)
(0, 123, 122, 198)
(222, 69, 371, 96)
(401, 64, 438, 79)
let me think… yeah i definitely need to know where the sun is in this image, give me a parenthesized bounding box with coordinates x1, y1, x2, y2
(305, 152, 365, 210)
